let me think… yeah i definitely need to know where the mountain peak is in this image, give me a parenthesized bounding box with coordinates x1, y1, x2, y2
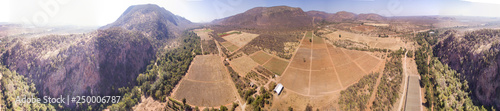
(216, 6, 312, 29)
(101, 4, 192, 39)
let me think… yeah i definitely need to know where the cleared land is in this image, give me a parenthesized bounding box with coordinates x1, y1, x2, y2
(335, 61, 366, 88)
(172, 55, 237, 107)
(221, 30, 259, 47)
(279, 31, 383, 96)
(249, 51, 273, 65)
(193, 28, 213, 40)
(364, 23, 390, 27)
(289, 48, 312, 69)
(323, 30, 406, 50)
(262, 57, 289, 75)
(310, 69, 341, 95)
(229, 54, 259, 76)
(221, 41, 239, 52)
(311, 49, 334, 70)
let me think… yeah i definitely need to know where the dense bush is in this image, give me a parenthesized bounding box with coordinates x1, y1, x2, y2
(109, 30, 201, 110)
(0, 65, 56, 111)
(415, 31, 488, 110)
(338, 73, 379, 111)
(372, 50, 403, 111)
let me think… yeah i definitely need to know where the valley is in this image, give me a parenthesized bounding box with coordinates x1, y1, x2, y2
(1, 2, 500, 111)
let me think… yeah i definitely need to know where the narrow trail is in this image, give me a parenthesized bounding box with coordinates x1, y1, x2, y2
(308, 32, 314, 95)
(220, 56, 245, 111)
(365, 66, 384, 110)
(397, 50, 409, 111)
(214, 39, 222, 57)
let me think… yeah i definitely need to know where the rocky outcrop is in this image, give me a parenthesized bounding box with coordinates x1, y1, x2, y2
(434, 29, 500, 108)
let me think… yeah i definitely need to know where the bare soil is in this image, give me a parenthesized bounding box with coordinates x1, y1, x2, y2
(172, 55, 238, 107)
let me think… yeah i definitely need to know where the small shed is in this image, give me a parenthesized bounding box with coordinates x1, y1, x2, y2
(274, 83, 284, 95)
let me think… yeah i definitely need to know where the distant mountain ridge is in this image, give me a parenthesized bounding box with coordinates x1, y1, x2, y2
(306, 10, 386, 22)
(213, 6, 313, 29)
(213, 6, 387, 29)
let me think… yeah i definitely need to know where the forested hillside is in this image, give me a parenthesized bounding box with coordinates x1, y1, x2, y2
(415, 31, 493, 110)
(433, 29, 500, 109)
(108, 30, 201, 110)
(0, 65, 56, 111)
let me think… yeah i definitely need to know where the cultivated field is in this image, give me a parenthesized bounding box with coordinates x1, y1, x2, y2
(249, 51, 273, 65)
(351, 25, 377, 32)
(279, 31, 383, 96)
(323, 30, 406, 50)
(262, 57, 289, 75)
(228, 54, 259, 77)
(364, 23, 390, 27)
(193, 28, 213, 40)
(221, 30, 259, 47)
(172, 55, 237, 107)
(221, 41, 239, 52)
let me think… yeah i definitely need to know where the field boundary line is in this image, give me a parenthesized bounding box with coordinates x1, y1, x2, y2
(397, 51, 409, 111)
(308, 31, 314, 96)
(289, 66, 321, 71)
(278, 31, 307, 81)
(220, 56, 245, 110)
(169, 56, 198, 96)
(325, 41, 345, 89)
(340, 48, 368, 74)
(183, 78, 225, 83)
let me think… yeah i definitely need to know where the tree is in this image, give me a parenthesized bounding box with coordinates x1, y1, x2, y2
(339, 34, 341, 38)
(220, 105, 228, 111)
(288, 106, 293, 111)
(305, 104, 313, 111)
(182, 98, 187, 106)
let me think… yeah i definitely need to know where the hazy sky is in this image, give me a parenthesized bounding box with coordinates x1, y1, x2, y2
(0, 0, 499, 27)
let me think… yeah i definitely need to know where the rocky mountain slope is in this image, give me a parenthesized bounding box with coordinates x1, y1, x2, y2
(0, 4, 193, 108)
(434, 29, 500, 108)
(101, 4, 194, 39)
(213, 6, 313, 29)
(306, 11, 385, 22)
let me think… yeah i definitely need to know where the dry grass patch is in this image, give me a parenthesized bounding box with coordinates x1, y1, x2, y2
(323, 30, 406, 50)
(222, 30, 259, 47)
(364, 23, 389, 27)
(194, 28, 213, 40)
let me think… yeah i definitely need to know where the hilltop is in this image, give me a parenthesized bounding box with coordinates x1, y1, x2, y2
(214, 6, 313, 29)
